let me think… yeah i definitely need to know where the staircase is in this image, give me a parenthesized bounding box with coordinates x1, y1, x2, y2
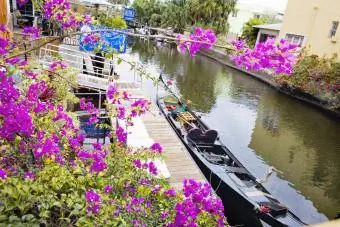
(38, 43, 142, 91)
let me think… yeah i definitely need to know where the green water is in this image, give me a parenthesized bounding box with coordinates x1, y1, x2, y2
(128, 40, 340, 224)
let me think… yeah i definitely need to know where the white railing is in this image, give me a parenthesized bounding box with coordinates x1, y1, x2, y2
(38, 43, 143, 90)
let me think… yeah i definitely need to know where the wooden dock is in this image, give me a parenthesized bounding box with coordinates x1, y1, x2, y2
(54, 42, 206, 190)
(120, 85, 206, 190)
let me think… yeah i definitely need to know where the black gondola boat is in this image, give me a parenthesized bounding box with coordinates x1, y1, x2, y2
(156, 75, 306, 227)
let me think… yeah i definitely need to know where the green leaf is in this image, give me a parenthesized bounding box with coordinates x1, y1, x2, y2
(9, 215, 20, 223)
(0, 215, 7, 222)
(117, 58, 123, 65)
(21, 214, 35, 221)
(53, 201, 62, 207)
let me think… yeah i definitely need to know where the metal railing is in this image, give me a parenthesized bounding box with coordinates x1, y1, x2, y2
(38, 43, 143, 90)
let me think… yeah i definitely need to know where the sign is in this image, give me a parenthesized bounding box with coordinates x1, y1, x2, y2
(123, 8, 136, 21)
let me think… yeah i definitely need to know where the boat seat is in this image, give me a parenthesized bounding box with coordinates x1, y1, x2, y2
(187, 128, 218, 144)
(203, 153, 224, 164)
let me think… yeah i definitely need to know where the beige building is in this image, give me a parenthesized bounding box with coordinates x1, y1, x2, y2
(278, 0, 340, 57)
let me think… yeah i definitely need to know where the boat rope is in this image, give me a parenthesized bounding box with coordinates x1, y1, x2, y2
(214, 178, 222, 193)
(210, 169, 223, 193)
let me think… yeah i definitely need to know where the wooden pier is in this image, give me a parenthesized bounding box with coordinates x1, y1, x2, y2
(51, 43, 206, 190)
(119, 85, 206, 190)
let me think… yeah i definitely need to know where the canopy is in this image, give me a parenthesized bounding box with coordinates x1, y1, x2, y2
(79, 25, 127, 53)
(78, 0, 113, 6)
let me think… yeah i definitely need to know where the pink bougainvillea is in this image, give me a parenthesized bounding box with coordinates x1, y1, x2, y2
(231, 38, 298, 75)
(177, 27, 217, 56)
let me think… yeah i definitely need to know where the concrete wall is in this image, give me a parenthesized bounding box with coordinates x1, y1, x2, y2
(279, 0, 340, 58)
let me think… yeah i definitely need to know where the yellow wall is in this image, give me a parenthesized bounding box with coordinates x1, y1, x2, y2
(0, 0, 11, 38)
(279, 0, 340, 58)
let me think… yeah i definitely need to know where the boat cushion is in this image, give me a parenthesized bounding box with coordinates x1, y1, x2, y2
(187, 128, 218, 144)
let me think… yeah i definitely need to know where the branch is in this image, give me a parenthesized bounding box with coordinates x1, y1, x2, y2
(43, 68, 79, 88)
(5, 29, 235, 60)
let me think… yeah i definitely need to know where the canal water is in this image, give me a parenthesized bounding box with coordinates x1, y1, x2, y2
(125, 40, 340, 224)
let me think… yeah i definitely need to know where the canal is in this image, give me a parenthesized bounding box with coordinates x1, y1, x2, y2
(125, 39, 340, 224)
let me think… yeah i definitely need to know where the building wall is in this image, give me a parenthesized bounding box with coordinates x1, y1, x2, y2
(278, 0, 340, 58)
(228, 9, 255, 36)
(255, 28, 280, 45)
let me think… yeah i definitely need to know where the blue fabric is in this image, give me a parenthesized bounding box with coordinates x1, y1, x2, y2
(79, 25, 126, 53)
(79, 117, 109, 138)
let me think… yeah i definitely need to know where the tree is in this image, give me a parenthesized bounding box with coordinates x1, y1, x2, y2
(241, 17, 269, 47)
(194, 0, 237, 34)
(132, 0, 163, 25)
(161, 0, 188, 33)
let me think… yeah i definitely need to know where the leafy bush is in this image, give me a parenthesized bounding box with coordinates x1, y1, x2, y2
(241, 17, 268, 47)
(96, 14, 127, 29)
(276, 50, 340, 108)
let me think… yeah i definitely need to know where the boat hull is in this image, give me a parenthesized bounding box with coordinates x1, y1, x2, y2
(156, 92, 305, 227)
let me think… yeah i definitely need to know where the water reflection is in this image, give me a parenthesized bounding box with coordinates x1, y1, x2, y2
(250, 89, 340, 219)
(129, 40, 340, 222)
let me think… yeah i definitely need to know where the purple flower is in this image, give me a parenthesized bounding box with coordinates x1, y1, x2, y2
(107, 84, 118, 100)
(5, 57, 20, 65)
(164, 188, 176, 197)
(88, 115, 98, 125)
(49, 60, 67, 71)
(116, 126, 127, 143)
(24, 171, 36, 180)
(92, 142, 102, 151)
(103, 184, 113, 193)
(177, 28, 217, 56)
(133, 159, 142, 168)
(85, 189, 102, 215)
(117, 106, 126, 119)
(0, 169, 7, 179)
(16, 0, 29, 7)
(170, 178, 225, 226)
(150, 142, 163, 154)
(79, 98, 86, 110)
(23, 26, 40, 39)
(231, 38, 298, 76)
(89, 159, 107, 173)
(0, 24, 8, 32)
(148, 161, 158, 175)
(160, 211, 169, 220)
(231, 39, 246, 50)
(0, 37, 9, 55)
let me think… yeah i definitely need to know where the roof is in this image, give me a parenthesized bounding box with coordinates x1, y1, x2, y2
(253, 23, 282, 31)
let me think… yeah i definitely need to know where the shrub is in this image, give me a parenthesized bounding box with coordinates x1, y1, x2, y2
(276, 50, 340, 108)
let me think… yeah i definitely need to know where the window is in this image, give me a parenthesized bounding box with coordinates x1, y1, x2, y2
(329, 21, 339, 37)
(18, 0, 34, 16)
(259, 33, 276, 43)
(285, 34, 304, 46)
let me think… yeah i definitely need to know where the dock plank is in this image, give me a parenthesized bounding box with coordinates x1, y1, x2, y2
(120, 86, 206, 190)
